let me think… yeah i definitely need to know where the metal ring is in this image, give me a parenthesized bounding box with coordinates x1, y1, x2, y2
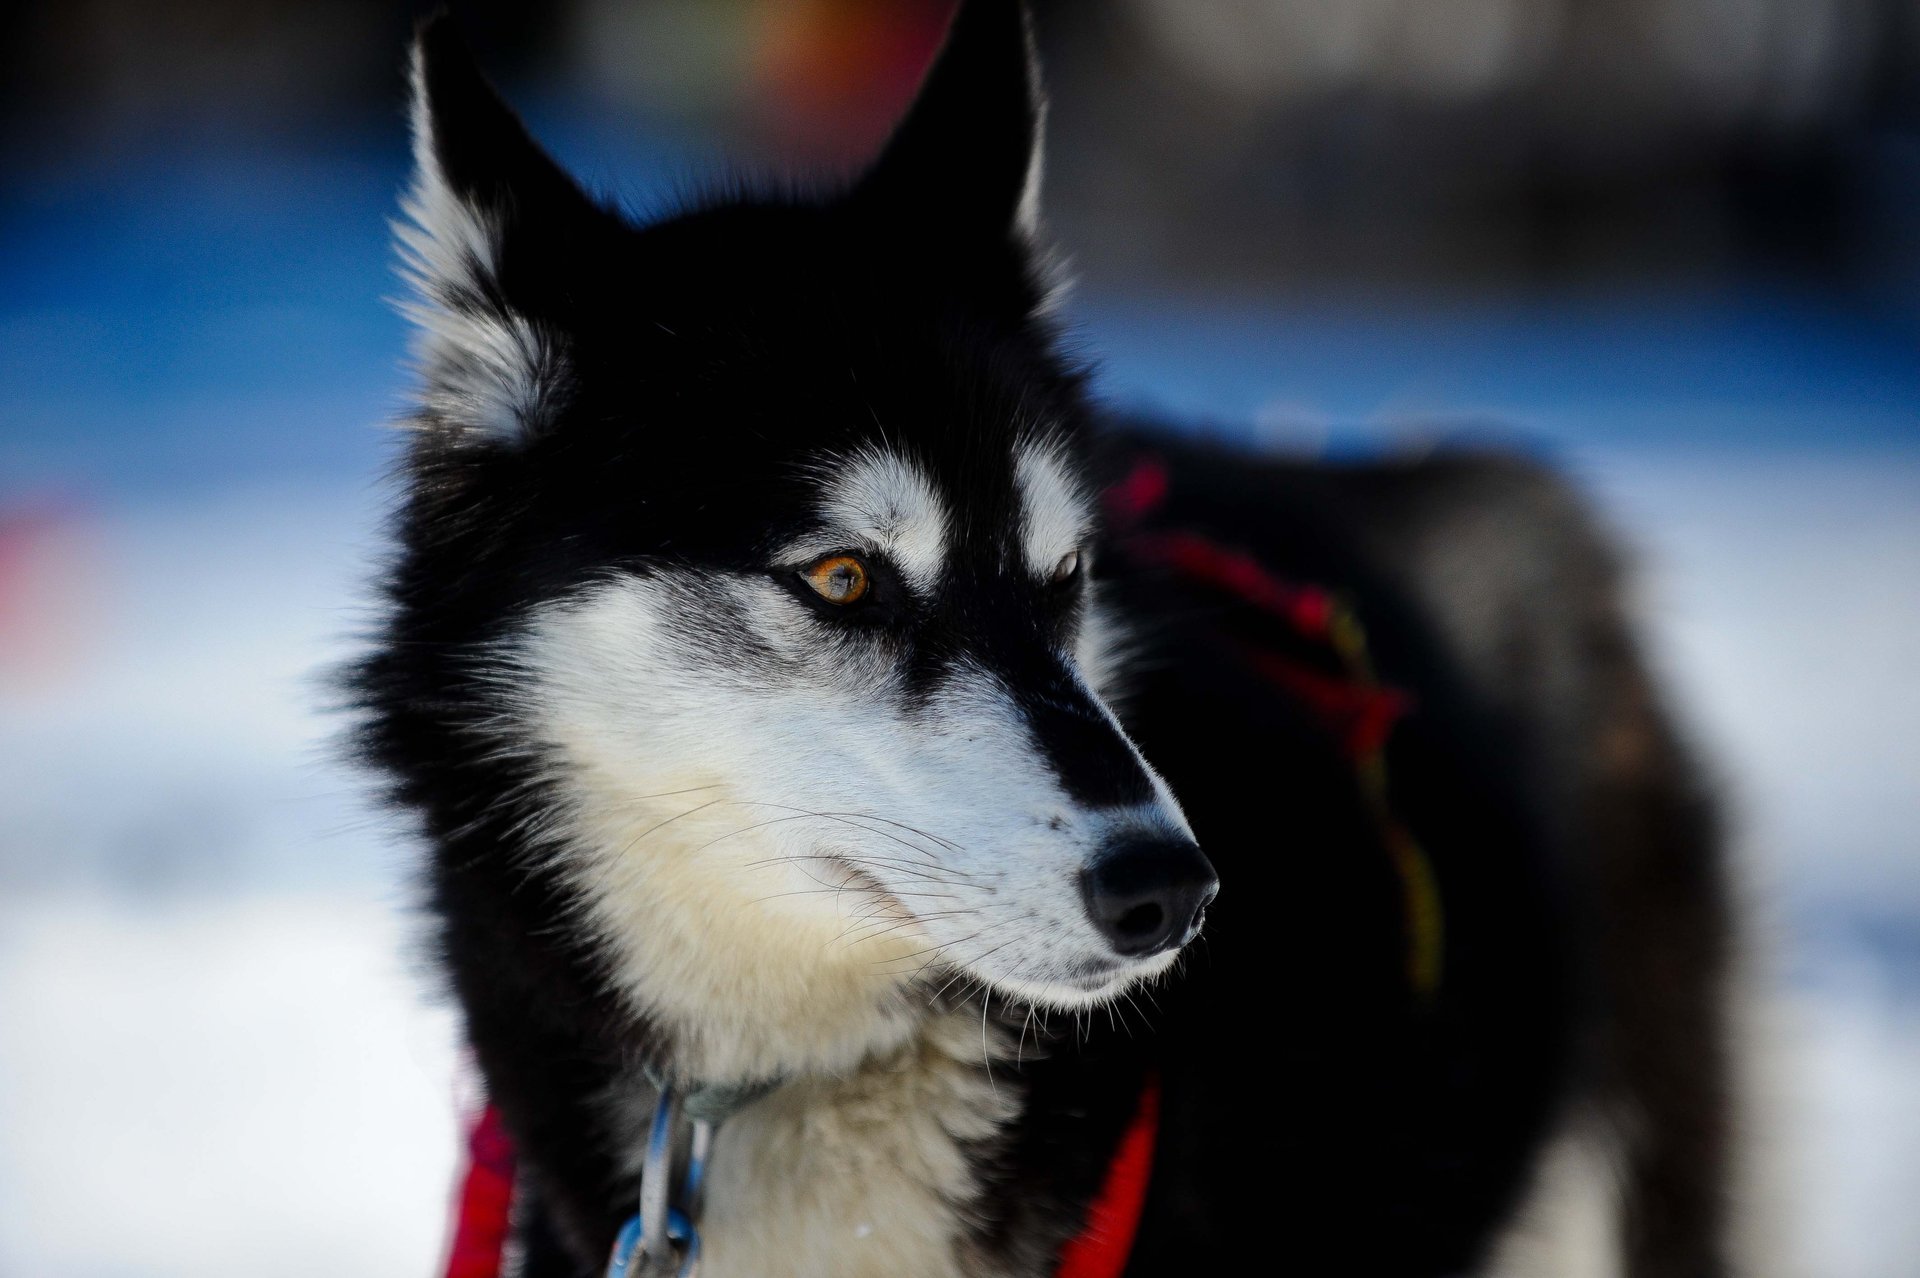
(667, 1207, 702, 1278)
(605, 1207, 701, 1278)
(606, 1214, 645, 1278)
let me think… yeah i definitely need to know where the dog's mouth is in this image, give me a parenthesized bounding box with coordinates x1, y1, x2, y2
(1060, 952, 1176, 998)
(1064, 957, 1126, 988)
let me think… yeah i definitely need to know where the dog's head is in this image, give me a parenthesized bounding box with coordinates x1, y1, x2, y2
(387, 1, 1213, 1065)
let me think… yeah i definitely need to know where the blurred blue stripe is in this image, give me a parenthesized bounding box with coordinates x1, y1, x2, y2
(3, 123, 1916, 502)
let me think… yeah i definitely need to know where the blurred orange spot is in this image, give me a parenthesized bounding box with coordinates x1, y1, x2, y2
(748, 0, 956, 161)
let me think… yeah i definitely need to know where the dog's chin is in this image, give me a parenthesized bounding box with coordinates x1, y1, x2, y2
(967, 950, 1182, 1013)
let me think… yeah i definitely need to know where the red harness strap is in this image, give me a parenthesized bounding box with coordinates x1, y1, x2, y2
(1106, 454, 1444, 998)
(442, 1104, 517, 1278)
(442, 1079, 1159, 1278)
(1053, 1074, 1162, 1278)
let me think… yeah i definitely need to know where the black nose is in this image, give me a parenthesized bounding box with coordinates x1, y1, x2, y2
(1080, 835, 1219, 958)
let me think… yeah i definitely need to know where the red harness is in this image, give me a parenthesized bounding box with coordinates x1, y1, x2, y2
(441, 454, 1433, 1277)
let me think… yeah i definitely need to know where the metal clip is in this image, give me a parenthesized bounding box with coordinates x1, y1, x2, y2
(605, 1089, 709, 1278)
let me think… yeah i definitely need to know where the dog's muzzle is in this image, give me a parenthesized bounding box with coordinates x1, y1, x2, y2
(1079, 835, 1218, 958)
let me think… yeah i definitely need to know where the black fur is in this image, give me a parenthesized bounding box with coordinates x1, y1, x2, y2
(351, 4, 1730, 1274)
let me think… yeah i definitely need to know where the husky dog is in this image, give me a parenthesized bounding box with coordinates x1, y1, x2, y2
(352, 3, 1732, 1275)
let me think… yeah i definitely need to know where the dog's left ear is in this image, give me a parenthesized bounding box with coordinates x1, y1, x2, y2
(851, 0, 1047, 249)
(400, 13, 611, 445)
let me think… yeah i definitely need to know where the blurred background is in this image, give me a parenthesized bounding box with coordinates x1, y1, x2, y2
(1, 1, 1915, 1273)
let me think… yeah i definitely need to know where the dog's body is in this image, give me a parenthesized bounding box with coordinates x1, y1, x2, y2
(352, 5, 1731, 1275)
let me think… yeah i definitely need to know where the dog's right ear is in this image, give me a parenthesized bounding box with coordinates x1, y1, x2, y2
(850, 1, 1045, 242)
(400, 13, 606, 445)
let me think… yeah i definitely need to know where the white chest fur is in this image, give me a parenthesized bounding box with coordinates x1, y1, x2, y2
(692, 1012, 1019, 1278)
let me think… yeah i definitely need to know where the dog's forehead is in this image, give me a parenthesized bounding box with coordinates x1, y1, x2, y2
(799, 447, 952, 591)
(789, 431, 1094, 587)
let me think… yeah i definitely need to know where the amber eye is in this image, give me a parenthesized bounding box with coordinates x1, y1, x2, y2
(1051, 549, 1084, 585)
(801, 554, 870, 605)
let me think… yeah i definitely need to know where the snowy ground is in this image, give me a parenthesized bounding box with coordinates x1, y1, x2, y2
(0, 485, 464, 1276)
(0, 444, 1914, 1276)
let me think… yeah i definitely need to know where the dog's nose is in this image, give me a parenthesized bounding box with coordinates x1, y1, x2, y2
(1080, 835, 1218, 958)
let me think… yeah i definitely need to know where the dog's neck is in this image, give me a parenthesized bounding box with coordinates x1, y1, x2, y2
(601, 1005, 1019, 1278)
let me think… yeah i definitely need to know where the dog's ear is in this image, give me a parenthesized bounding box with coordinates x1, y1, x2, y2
(851, 0, 1047, 249)
(399, 13, 605, 445)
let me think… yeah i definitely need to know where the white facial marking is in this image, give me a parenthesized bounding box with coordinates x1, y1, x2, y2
(1014, 439, 1093, 579)
(396, 43, 563, 444)
(496, 564, 1194, 1079)
(493, 484, 1197, 1272)
(783, 449, 951, 594)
